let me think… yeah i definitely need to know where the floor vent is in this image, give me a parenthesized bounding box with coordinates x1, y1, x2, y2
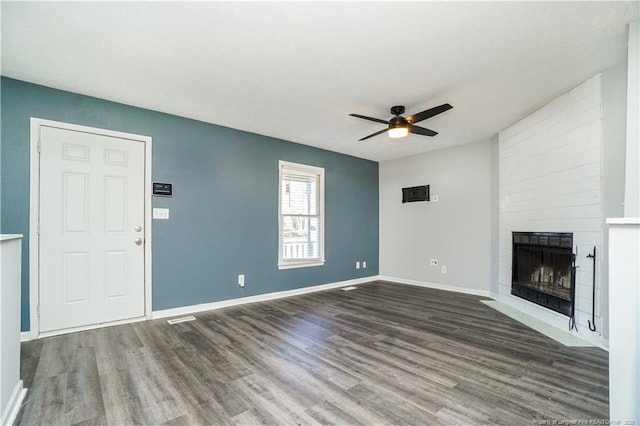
(341, 286, 358, 291)
(167, 315, 196, 325)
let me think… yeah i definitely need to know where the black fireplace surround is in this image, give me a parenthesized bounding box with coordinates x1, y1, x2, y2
(511, 232, 575, 316)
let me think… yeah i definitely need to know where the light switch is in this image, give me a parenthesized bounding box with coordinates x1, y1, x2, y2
(153, 208, 170, 220)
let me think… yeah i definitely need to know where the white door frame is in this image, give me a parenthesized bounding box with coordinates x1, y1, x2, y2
(28, 118, 153, 339)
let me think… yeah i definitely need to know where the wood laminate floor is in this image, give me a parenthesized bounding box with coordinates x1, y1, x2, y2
(15, 281, 609, 425)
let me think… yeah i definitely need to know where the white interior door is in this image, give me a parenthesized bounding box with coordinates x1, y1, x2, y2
(39, 125, 146, 333)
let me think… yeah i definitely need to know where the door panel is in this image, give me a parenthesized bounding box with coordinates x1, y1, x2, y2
(39, 126, 145, 333)
(63, 252, 88, 303)
(63, 173, 89, 232)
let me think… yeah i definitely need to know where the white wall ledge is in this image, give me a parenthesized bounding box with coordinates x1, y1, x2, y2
(0, 234, 24, 241)
(606, 217, 640, 225)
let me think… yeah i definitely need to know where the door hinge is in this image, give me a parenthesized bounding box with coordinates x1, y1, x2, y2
(36, 224, 40, 235)
(37, 304, 40, 317)
(37, 139, 41, 153)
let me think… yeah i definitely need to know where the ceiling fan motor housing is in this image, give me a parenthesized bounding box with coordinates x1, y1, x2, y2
(390, 105, 405, 116)
(389, 115, 408, 129)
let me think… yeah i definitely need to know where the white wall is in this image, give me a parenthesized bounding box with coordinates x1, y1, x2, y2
(490, 136, 500, 297)
(1, 236, 26, 425)
(624, 20, 639, 217)
(379, 139, 493, 294)
(498, 75, 606, 346)
(607, 220, 640, 424)
(608, 19, 640, 424)
(601, 61, 628, 340)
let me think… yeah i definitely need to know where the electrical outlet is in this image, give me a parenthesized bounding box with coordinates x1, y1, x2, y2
(356, 261, 360, 269)
(441, 266, 447, 274)
(238, 274, 245, 287)
(430, 259, 438, 266)
(152, 208, 170, 219)
(362, 261, 367, 268)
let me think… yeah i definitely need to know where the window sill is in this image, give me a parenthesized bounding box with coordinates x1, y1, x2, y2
(278, 260, 326, 270)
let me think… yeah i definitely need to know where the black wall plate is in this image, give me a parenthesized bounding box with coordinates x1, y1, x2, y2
(153, 182, 173, 197)
(402, 185, 429, 203)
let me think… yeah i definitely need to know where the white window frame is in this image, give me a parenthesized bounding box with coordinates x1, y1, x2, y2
(278, 160, 325, 270)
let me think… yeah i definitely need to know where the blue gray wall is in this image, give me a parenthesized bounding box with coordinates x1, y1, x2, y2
(1, 77, 379, 331)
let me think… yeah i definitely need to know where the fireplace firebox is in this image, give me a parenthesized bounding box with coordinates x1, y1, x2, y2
(511, 232, 575, 316)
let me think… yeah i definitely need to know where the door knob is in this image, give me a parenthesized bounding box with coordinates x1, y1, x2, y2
(135, 238, 143, 246)
(135, 225, 142, 232)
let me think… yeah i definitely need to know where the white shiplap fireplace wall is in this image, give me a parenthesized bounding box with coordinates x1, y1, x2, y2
(497, 74, 606, 348)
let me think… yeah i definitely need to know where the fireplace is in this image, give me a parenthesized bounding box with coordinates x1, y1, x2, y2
(511, 232, 575, 316)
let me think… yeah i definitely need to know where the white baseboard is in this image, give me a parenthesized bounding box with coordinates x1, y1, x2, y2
(379, 275, 492, 298)
(1, 380, 27, 426)
(18, 275, 608, 351)
(20, 277, 380, 338)
(152, 276, 379, 320)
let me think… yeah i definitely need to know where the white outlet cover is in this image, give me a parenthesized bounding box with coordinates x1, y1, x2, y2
(355, 261, 360, 269)
(362, 261, 367, 268)
(441, 266, 447, 274)
(153, 208, 170, 219)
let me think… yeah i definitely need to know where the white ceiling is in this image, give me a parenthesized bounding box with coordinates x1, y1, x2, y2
(2, 2, 638, 162)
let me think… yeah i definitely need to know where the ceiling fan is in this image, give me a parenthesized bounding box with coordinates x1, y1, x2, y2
(349, 103, 453, 141)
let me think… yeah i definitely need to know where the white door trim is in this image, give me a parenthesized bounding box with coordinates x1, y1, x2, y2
(29, 118, 153, 339)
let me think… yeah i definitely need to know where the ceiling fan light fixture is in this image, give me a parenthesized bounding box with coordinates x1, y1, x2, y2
(350, 103, 451, 141)
(388, 126, 409, 138)
(388, 115, 409, 138)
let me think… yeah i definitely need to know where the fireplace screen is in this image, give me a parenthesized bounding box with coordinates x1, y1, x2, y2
(511, 232, 574, 316)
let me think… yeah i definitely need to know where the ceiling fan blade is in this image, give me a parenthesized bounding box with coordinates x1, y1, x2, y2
(406, 103, 453, 124)
(358, 128, 389, 141)
(409, 124, 438, 137)
(349, 114, 389, 125)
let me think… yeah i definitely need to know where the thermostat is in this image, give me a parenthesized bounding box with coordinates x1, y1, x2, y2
(152, 182, 173, 197)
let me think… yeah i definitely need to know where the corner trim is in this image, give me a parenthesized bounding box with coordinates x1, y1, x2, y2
(152, 276, 379, 320)
(0, 381, 27, 426)
(378, 275, 492, 298)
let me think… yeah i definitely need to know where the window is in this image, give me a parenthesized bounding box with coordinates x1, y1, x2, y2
(278, 161, 325, 269)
